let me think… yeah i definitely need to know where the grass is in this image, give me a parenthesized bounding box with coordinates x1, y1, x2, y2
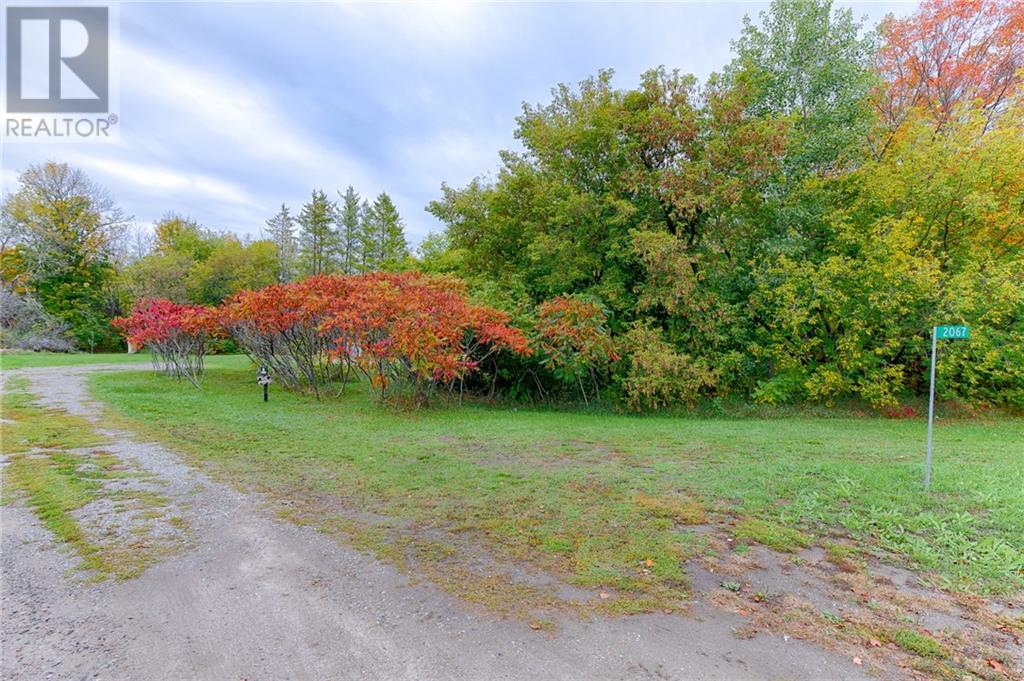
(1, 377, 187, 579)
(88, 364, 1024, 605)
(0, 351, 153, 370)
(890, 628, 948, 659)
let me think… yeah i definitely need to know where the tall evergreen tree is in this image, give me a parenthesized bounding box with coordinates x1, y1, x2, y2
(357, 199, 375, 272)
(363, 193, 409, 272)
(264, 203, 296, 282)
(297, 189, 336, 276)
(336, 186, 362, 275)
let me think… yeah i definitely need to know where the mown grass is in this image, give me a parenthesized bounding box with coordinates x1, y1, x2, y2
(89, 365, 1024, 604)
(0, 351, 152, 370)
(1, 377, 186, 579)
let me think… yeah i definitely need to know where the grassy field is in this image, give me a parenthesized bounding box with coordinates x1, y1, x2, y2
(0, 351, 153, 370)
(90, 363, 1024, 608)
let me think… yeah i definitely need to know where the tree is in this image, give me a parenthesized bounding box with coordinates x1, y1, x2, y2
(185, 238, 278, 305)
(153, 214, 220, 261)
(264, 204, 297, 282)
(729, 0, 877, 175)
(297, 190, 336, 276)
(875, 0, 1024, 146)
(357, 199, 375, 271)
(363, 193, 409, 271)
(336, 186, 363, 274)
(0, 162, 130, 349)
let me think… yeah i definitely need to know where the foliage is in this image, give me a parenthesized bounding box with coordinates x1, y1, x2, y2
(361, 193, 409, 272)
(426, 0, 1023, 411)
(112, 299, 219, 387)
(220, 272, 529, 402)
(729, 0, 877, 175)
(265, 203, 297, 283)
(619, 322, 717, 410)
(336, 186, 363, 275)
(0, 162, 130, 350)
(875, 0, 1024, 138)
(218, 274, 345, 397)
(297, 189, 336, 277)
(533, 296, 617, 404)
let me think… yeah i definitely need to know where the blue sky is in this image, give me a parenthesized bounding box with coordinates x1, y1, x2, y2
(1, 1, 917, 246)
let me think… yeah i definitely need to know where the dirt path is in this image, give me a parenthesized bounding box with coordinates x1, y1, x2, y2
(1, 365, 871, 681)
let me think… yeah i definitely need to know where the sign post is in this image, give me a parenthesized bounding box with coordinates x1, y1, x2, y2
(925, 325, 969, 492)
(257, 366, 272, 402)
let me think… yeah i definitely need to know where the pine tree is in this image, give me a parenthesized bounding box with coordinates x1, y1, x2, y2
(336, 186, 362, 275)
(357, 199, 376, 272)
(264, 203, 296, 282)
(364, 192, 408, 272)
(297, 189, 336, 276)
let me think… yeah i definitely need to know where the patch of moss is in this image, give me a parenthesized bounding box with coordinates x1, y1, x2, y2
(634, 492, 707, 525)
(733, 518, 811, 553)
(891, 628, 948, 659)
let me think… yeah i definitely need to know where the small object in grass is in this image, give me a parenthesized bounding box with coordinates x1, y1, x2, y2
(986, 659, 1006, 675)
(852, 656, 862, 665)
(868, 638, 882, 648)
(738, 609, 748, 616)
(529, 621, 541, 630)
(721, 580, 742, 592)
(599, 591, 609, 599)
(642, 558, 654, 567)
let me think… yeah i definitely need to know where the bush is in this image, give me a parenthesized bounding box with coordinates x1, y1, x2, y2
(619, 322, 716, 410)
(112, 299, 218, 387)
(220, 272, 531, 403)
(0, 284, 74, 352)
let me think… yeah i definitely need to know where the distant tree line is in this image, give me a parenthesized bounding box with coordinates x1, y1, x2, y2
(0, 169, 410, 351)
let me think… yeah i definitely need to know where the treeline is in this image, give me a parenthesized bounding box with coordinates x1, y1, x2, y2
(421, 0, 1024, 409)
(0, 176, 410, 351)
(4, 0, 1022, 411)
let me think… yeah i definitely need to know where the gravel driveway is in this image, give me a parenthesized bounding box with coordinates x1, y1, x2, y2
(1, 365, 870, 680)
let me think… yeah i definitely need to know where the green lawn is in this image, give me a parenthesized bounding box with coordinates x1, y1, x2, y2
(90, 364, 1024, 607)
(0, 351, 245, 371)
(0, 351, 152, 370)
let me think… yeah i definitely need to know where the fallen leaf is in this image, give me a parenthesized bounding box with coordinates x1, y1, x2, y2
(868, 638, 882, 648)
(738, 609, 748, 616)
(599, 592, 609, 600)
(529, 621, 541, 630)
(643, 558, 654, 567)
(986, 659, 1007, 676)
(853, 657, 862, 666)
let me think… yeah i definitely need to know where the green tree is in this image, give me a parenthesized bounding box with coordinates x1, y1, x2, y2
(728, 0, 877, 176)
(264, 204, 297, 282)
(363, 193, 408, 271)
(336, 186, 363, 274)
(0, 162, 130, 350)
(186, 238, 278, 305)
(298, 189, 336, 276)
(153, 214, 222, 261)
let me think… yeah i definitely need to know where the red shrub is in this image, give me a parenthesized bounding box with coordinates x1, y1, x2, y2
(533, 296, 618, 404)
(113, 299, 218, 387)
(220, 272, 530, 402)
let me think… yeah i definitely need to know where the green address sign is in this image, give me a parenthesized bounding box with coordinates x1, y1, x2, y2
(935, 325, 970, 340)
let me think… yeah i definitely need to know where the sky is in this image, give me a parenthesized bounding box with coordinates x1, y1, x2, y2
(1, 0, 918, 247)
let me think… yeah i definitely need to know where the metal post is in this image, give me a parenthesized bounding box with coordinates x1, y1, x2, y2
(264, 382, 268, 402)
(925, 326, 937, 492)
